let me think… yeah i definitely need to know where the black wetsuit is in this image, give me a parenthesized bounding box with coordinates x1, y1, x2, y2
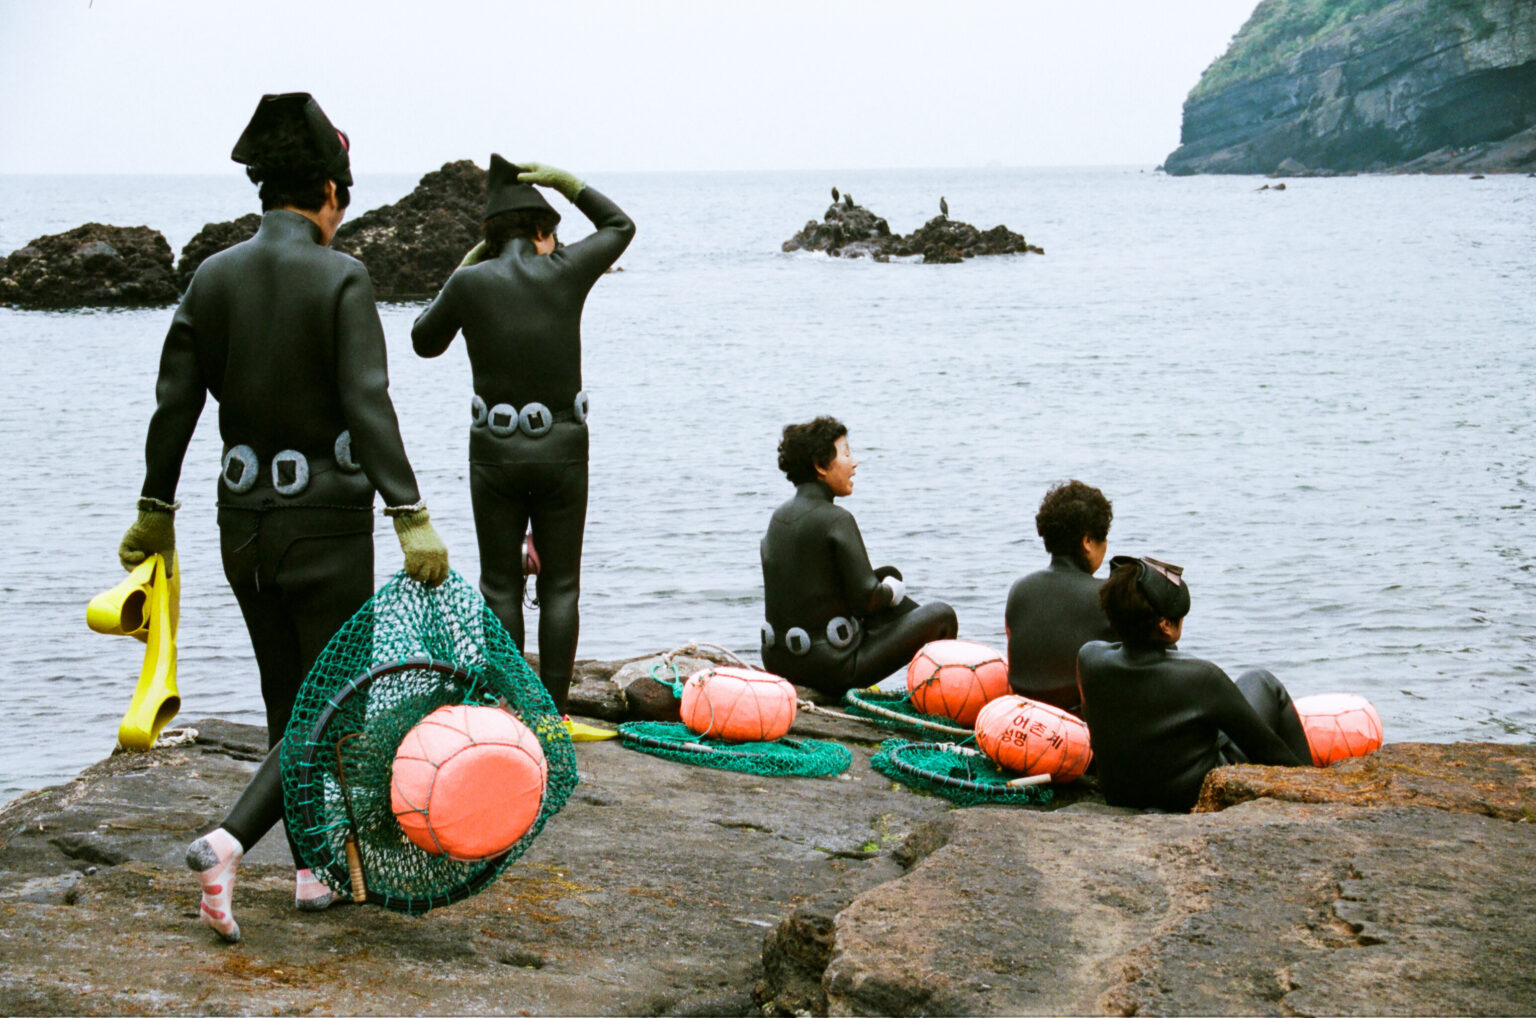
(760, 481, 957, 695)
(1076, 641, 1312, 811)
(411, 188, 634, 711)
(1004, 554, 1114, 712)
(142, 209, 422, 859)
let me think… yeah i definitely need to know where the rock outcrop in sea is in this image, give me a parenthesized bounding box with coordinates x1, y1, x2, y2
(174, 213, 261, 291)
(2, 646, 1532, 1015)
(1163, 0, 1536, 175)
(783, 197, 1042, 263)
(0, 224, 180, 308)
(331, 159, 487, 299)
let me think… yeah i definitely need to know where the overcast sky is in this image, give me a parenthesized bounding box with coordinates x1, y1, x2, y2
(0, 1, 1255, 174)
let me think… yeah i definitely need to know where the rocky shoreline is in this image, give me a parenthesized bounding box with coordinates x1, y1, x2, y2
(1163, 0, 1536, 176)
(2, 649, 1532, 1016)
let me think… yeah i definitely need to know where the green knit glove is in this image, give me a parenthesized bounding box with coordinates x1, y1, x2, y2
(119, 510, 175, 572)
(459, 241, 488, 268)
(516, 161, 585, 202)
(392, 509, 449, 587)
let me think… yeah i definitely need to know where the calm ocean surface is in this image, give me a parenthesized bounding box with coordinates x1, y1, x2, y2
(1, 168, 1532, 800)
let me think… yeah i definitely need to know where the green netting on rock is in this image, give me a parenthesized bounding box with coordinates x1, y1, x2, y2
(870, 739, 1055, 807)
(280, 571, 576, 915)
(617, 721, 851, 777)
(842, 688, 973, 740)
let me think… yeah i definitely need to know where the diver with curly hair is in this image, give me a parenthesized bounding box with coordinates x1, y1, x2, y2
(117, 93, 449, 942)
(1076, 556, 1312, 812)
(760, 416, 957, 696)
(1003, 480, 1115, 712)
(412, 156, 634, 713)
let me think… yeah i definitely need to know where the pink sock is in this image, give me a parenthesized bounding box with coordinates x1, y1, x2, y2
(185, 828, 243, 943)
(294, 868, 335, 911)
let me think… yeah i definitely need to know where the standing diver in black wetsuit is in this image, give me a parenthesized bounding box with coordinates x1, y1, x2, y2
(1076, 556, 1313, 812)
(412, 156, 634, 713)
(115, 94, 450, 942)
(760, 417, 958, 696)
(1004, 480, 1116, 713)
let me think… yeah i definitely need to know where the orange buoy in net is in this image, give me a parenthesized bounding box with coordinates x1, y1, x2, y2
(391, 704, 548, 861)
(1292, 693, 1383, 766)
(680, 665, 797, 742)
(974, 694, 1093, 782)
(906, 640, 1010, 725)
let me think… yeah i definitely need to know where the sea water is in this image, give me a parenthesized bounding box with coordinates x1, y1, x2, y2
(1, 167, 1532, 800)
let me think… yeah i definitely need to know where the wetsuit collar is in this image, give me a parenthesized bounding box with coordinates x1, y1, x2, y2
(501, 237, 539, 259)
(258, 209, 324, 245)
(795, 480, 836, 502)
(1049, 552, 1095, 575)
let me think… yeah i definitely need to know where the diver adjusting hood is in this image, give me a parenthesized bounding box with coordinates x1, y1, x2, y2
(231, 92, 353, 187)
(1110, 555, 1191, 620)
(484, 154, 560, 222)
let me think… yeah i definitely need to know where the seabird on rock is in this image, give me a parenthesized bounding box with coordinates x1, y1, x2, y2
(939, 196, 948, 217)
(843, 193, 854, 209)
(831, 186, 840, 202)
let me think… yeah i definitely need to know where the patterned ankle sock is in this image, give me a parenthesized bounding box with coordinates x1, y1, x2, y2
(294, 868, 335, 911)
(186, 828, 243, 943)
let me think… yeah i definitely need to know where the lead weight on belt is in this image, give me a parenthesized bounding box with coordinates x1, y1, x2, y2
(573, 390, 590, 424)
(222, 445, 258, 494)
(826, 616, 857, 649)
(334, 431, 361, 473)
(518, 402, 553, 438)
(760, 621, 776, 649)
(271, 449, 310, 496)
(785, 627, 811, 656)
(471, 394, 489, 427)
(487, 402, 518, 437)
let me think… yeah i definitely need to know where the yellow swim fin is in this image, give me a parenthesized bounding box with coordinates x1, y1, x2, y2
(88, 554, 181, 751)
(564, 717, 617, 741)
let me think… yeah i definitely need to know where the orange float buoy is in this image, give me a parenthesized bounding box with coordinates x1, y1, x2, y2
(1292, 693, 1384, 766)
(906, 640, 1010, 725)
(974, 694, 1093, 782)
(391, 704, 548, 861)
(680, 665, 797, 742)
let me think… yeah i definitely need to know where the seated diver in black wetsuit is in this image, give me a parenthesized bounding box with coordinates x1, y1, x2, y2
(1076, 556, 1313, 812)
(760, 416, 957, 696)
(1004, 480, 1115, 712)
(412, 156, 634, 713)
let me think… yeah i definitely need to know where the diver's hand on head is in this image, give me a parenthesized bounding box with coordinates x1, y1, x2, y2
(391, 508, 450, 587)
(119, 506, 175, 572)
(515, 161, 585, 202)
(458, 240, 489, 268)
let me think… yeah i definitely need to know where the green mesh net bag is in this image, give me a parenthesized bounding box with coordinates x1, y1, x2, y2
(280, 571, 576, 915)
(842, 688, 973, 740)
(618, 722, 851, 777)
(870, 738, 1055, 807)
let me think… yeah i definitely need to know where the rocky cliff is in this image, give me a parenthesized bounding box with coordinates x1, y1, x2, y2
(1164, 0, 1536, 175)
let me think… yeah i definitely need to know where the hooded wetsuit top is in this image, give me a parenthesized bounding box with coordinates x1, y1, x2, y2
(1004, 553, 1114, 711)
(410, 186, 635, 465)
(1076, 641, 1306, 811)
(143, 209, 421, 510)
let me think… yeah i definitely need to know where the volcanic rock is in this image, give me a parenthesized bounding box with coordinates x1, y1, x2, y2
(1165, 0, 1536, 175)
(0, 223, 178, 308)
(782, 199, 1041, 264)
(175, 213, 261, 291)
(331, 159, 487, 299)
(1195, 740, 1536, 820)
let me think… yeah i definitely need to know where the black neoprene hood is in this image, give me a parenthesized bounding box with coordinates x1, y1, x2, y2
(1111, 555, 1192, 620)
(230, 92, 353, 187)
(484, 154, 559, 221)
